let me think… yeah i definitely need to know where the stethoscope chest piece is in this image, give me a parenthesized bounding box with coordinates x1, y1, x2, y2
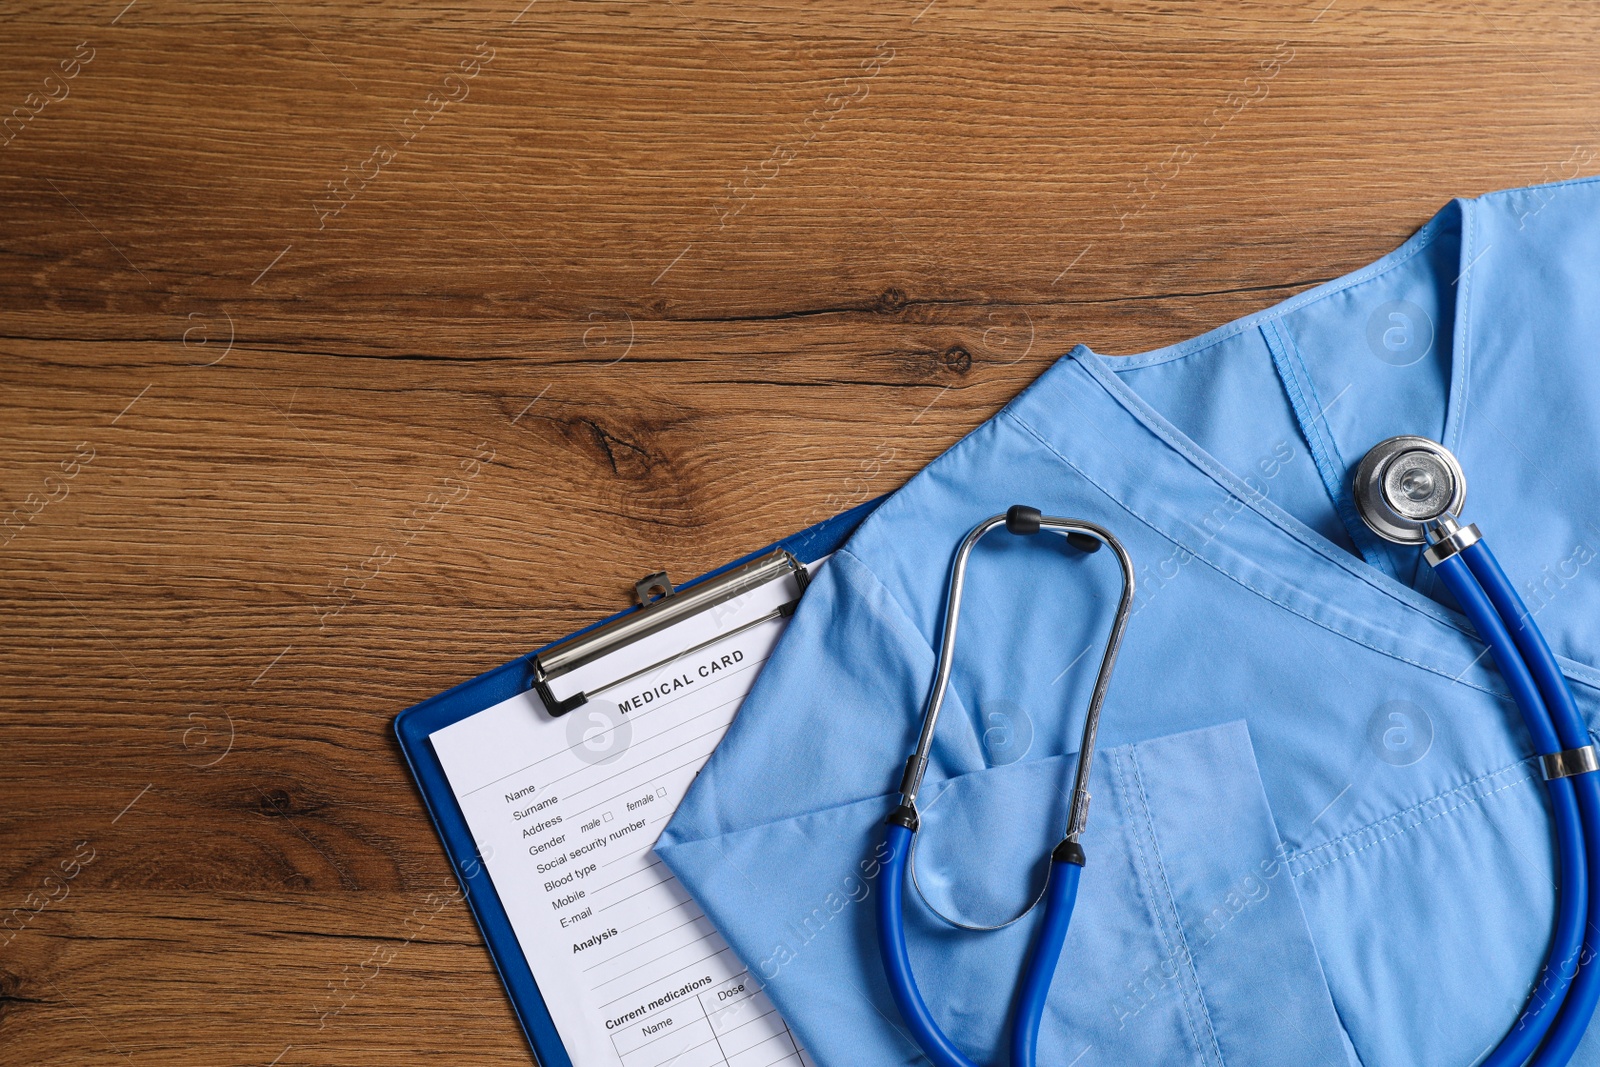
(1353, 435, 1467, 544)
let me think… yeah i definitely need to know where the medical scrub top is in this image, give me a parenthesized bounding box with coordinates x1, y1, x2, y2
(655, 176, 1600, 1067)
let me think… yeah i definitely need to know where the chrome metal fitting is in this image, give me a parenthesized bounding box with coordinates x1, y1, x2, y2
(1422, 514, 1483, 567)
(1542, 745, 1600, 781)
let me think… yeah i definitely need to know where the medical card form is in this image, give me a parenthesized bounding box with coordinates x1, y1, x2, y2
(428, 564, 818, 1067)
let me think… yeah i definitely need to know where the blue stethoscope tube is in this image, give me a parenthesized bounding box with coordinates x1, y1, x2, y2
(1006, 852, 1082, 1067)
(877, 823, 1083, 1067)
(876, 506, 1135, 1067)
(1354, 435, 1600, 1064)
(1432, 548, 1589, 1067)
(1462, 543, 1600, 1066)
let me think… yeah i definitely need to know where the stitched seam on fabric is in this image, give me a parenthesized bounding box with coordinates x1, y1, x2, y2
(1048, 360, 1470, 625)
(1268, 319, 1401, 582)
(1449, 199, 1475, 458)
(1289, 760, 1537, 877)
(1275, 318, 1358, 534)
(1290, 772, 1533, 877)
(1262, 320, 1346, 528)
(1112, 749, 1213, 1066)
(1291, 757, 1532, 865)
(1001, 407, 1504, 698)
(1127, 747, 1227, 1067)
(1005, 386, 1600, 696)
(1109, 750, 1173, 1005)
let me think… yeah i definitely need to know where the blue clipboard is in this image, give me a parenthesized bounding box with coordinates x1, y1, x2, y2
(393, 499, 879, 1067)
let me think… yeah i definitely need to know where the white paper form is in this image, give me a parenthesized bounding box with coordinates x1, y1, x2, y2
(430, 569, 818, 1067)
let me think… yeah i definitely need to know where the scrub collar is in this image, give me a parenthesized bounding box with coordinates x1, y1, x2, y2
(995, 194, 1600, 697)
(1081, 196, 1476, 465)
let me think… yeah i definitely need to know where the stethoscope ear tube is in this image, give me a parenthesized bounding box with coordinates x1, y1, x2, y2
(877, 822, 983, 1067)
(877, 507, 1131, 1067)
(877, 819, 1084, 1067)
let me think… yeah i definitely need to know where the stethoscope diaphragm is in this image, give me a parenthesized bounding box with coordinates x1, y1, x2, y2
(1353, 434, 1468, 545)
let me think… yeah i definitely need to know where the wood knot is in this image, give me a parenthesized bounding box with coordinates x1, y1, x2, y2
(572, 417, 657, 481)
(942, 345, 973, 374)
(257, 787, 294, 817)
(874, 287, 909, 314)
(0, 970, 43, 1017)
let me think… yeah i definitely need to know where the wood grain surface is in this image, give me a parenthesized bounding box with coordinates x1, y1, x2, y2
(2, 1, 1598, 1063)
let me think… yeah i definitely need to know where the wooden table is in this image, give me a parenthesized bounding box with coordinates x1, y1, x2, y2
(2, 1, 1596, 1062)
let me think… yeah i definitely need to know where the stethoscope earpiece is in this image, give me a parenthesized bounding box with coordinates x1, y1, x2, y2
(1005, 504, 1101, 552)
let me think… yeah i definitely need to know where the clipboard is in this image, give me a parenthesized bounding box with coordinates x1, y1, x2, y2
(393, 499, 879, 1067)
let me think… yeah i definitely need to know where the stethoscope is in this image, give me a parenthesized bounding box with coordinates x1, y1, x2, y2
(876, 505, 1135, 1067)
(877, 440, 1600, 1067)
(1351, 436, 1599, 1067)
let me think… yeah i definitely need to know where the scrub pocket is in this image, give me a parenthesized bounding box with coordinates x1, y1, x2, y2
(656, 720, 1357, 1067)
(1284, 754, 1590, 1066)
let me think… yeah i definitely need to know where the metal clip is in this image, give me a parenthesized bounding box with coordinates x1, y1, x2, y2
(1541, 745, 1600, 780)
(534, 550, 808, 717)
(634, 571, 674, 606)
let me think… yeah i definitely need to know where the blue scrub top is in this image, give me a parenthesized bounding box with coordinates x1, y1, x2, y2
(656, 176, 1600, 1067)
